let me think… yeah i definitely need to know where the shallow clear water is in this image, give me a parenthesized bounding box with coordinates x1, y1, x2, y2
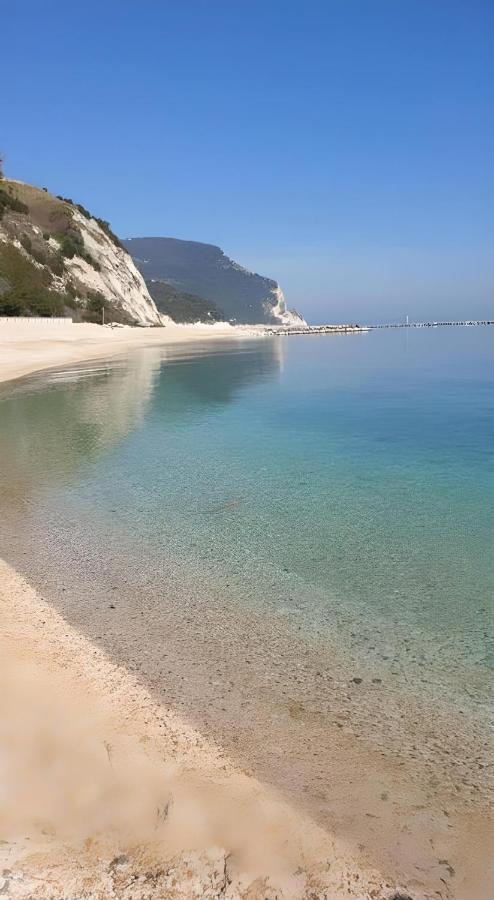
(1, 328, 493, 695)
(2, 327, 493, 891)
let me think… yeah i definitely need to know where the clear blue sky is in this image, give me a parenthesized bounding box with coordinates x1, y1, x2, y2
(2, 0, 493, 322)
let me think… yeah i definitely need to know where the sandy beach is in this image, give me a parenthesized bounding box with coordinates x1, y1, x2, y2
(0, 319, 260, 386)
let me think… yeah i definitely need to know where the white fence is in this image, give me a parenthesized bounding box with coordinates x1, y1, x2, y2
(0, 317, 72, 325)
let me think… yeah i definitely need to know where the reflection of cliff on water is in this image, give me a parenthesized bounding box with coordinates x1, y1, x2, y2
(0, 349, 162, 507)
(149, 338, 283, 422)
(0, 339, 284, 509)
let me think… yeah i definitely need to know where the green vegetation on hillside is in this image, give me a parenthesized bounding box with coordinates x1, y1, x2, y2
(0, 243, 134, 323)
(0, 179, 152, 324)
(0, 242, 71, 316)
(83, 289, 117, 323)
(94, 217, 124, 249)
(146, 279, 224, 323)
(54, 226, 101, 271)
(57, 196, 124, 249)
(0, 186, 29, 220)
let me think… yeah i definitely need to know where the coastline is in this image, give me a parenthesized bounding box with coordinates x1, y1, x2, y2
(0, 327, 394, 898)
(0, 320, 261, 387)
(0, 558, 391, 899)
(1, 326, 492, 899)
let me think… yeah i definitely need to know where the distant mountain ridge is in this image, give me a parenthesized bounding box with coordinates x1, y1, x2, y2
(0, 176, 305, 327)
(146, 279, 225, 324)
(124, 237, 305, 326)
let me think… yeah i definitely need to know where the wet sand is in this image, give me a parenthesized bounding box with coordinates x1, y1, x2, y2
(0, 558, 396, 899)
(1, 496, 493, 900)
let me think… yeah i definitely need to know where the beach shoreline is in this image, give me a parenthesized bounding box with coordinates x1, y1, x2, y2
(0, 557, 394, 899)
(0, 325, 395, 898)
(0, 320, 262, 387)
(1, 325, 492, 899)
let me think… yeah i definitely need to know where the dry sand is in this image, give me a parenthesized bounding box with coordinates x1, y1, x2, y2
(0, 319, 260, 386)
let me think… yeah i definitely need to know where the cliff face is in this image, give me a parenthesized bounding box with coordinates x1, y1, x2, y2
(0, 180, 305, 327)
(0, 181, 165, 325)
(123, 237, 305, 326)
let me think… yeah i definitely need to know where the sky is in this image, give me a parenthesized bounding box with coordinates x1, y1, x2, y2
(1, 0, 493, 323)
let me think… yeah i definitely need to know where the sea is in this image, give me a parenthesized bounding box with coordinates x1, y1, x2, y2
(1, 325, 493, 892)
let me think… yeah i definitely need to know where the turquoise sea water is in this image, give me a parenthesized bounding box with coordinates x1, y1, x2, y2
(1, 328, 493, 688)
(1, 326, 493, 890)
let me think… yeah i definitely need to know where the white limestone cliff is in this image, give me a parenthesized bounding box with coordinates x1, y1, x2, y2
(66, 211, 168, 326)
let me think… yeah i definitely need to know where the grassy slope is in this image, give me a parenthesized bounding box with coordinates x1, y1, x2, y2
(0, 181, 131, 322)
(0, 242, 67, 316)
